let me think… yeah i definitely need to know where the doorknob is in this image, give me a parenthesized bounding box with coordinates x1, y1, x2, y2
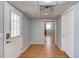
(6, 33, 10, 39)
(63, 34, 65, 37)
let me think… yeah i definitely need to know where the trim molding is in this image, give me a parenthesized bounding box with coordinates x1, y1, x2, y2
(55, 42, 63, 51)
(21, 42, 45, 54)
(21, 43, 31, 54)
(30, 42, 45, 44)
(55, 41, 70, 58)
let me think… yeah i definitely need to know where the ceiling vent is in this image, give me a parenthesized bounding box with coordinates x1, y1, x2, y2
(40, 5, 54, 12)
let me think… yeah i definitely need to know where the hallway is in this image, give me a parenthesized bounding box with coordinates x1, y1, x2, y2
(20, 36, 68, 58)
(0, 1, 79, 58)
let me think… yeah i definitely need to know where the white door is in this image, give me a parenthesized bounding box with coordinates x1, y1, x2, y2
(4, 2, 22, 58)
(62, 7, 74, 57)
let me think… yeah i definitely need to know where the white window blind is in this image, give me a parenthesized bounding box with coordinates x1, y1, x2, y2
(11, 12, 21, 38)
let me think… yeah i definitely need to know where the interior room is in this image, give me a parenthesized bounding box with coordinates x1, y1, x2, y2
(0, 1, 79, 58)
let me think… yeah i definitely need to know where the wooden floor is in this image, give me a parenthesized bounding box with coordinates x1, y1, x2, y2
(20, 35, 68, 58)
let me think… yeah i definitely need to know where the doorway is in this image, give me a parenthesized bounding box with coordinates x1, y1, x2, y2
(44, 21, 56, 45)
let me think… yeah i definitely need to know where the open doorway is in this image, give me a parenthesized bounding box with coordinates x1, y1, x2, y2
(44, 21, 56, 45)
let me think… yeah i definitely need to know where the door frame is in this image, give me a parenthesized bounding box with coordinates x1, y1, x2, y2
(61, 6, 74, 57)
(43, 20, 56, 44)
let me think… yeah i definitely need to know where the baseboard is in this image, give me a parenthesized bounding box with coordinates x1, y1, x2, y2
(55, 42, 63, 51)
(21, 43, 31, 53)
(21, 42, 44, 53)
(30, 42, 45, 45)
(55, 42, 70, 58)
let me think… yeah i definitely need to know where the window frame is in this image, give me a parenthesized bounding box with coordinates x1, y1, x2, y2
(10, 11, 21, 39)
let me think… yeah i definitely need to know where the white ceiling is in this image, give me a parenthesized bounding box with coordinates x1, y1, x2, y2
(8, 1, 78, 19)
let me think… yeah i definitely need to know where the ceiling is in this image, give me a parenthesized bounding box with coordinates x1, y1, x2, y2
(8, 1, 78, 19)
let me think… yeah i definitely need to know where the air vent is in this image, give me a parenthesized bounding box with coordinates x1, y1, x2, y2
(40, 5, 54, 12)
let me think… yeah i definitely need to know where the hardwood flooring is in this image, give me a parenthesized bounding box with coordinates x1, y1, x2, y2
(20, 35, 68, 58)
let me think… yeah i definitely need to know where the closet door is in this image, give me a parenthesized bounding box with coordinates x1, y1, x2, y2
(62, 7, 74, 57)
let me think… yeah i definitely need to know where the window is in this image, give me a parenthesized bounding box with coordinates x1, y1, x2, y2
(11, 12, 20, 38)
